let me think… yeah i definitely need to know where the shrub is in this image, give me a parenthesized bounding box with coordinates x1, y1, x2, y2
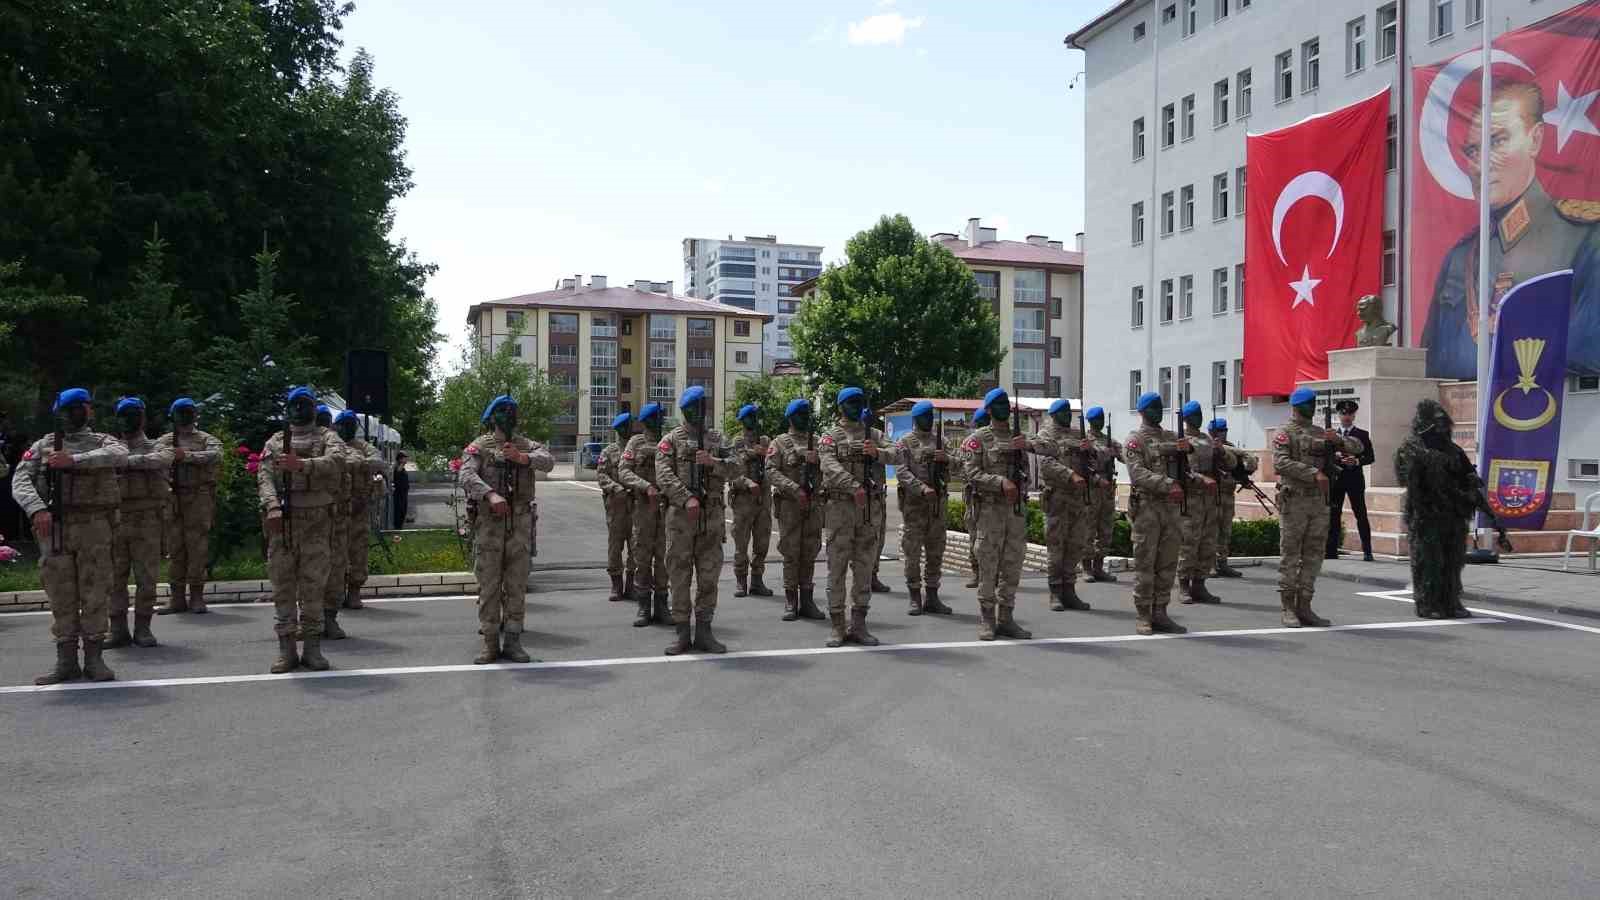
(944, 495, 1285, 559)
(207, 424, 265, 573)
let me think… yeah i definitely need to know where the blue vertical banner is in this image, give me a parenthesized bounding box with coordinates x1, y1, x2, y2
(1477, 269, 1573, 531)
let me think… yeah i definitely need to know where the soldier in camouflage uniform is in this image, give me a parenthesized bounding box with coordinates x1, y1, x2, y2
(597, 411, 635, 603)
(618, 402, 669, 627)
(728, 403, 774, 599)
(818, 387, 902, 646)
(1274, 387, 1363, 628)
(654, 386, 742, 655)
(1123, 391, 1195, 636)
(259, 386, 351, 673)
(962, 407, 989, 589)
(334, 410, 388, 612)
(960, 388, 1036, 641)
(13, 388, 128, 684)
(1084, 406, 1123, 583)
(106, 397, 173, 649)
(1176, 400, 1228, 605)
(459, 395, 555, 663)
(315, 405, 355, 640)
(155, 397, 222, 615)
(765, 399, 828, 622)
(1209, 419, 1253, 578)
(895, 400, 953, 616)
(1035, 398, 1092, 612)
(863, 410, 893, 595)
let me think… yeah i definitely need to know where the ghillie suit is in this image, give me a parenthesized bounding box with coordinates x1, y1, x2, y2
(1393, 400, 1496, 619)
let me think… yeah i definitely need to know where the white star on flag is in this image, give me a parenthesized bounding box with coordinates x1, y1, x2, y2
(1542, 81, 1600, 153)
(1288, 265, 1321, 308)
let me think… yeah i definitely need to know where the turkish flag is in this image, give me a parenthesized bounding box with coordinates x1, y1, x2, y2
(1244, 88, 1389, 397)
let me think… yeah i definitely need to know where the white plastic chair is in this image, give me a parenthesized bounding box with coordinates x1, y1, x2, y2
(1562, 491, 1600, 572)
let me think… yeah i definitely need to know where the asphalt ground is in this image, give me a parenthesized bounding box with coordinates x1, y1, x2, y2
(2, 483, 1597, 898)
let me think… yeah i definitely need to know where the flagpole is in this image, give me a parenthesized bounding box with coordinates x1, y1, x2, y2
(1473, 0, 1494, 551)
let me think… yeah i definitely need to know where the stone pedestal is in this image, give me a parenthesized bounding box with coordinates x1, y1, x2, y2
(1298, 346, 1447, 487)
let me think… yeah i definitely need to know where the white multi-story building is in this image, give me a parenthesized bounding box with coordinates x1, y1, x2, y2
(683, 234, 823, 370)
(1067, 0, 1599, 494)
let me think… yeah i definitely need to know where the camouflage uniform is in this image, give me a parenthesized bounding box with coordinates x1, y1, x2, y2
(12, 426, 127, 674)
(1215, 439, 1256, 575)
(961, 480, 980, 587)
(342, 437, 387, 606)
(259, 424, 349, 662)
(459, 431, 554, 656)
(819, 415, 901, 645)
(766, 425, 826, 620)
(1177, 423, 1233, 604)
(959, 419, 1035, 640)
(1274, 417, 1362, 627)
(654, 422, 741, 652)
(597, 439, 634, 601)
(1035, 418, 1092, 611)
(322, 440, 355, 636)
(727, 431, 773, 597)
(1086, 426, 1124, 580)
(108, 430, 173, 645)
(1123, 421, 1191, 635)
(894, 425, 950, 613)
(154, 426, 222, 613)
(617, 432, 669, 625)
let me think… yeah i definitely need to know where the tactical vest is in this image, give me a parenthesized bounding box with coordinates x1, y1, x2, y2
(117, 437, 167, 512)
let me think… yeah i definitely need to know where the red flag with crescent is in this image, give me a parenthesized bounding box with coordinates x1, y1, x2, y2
(1244, 88, 1389, 397)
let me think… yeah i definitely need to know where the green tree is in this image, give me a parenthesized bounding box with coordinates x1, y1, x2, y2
(84, 229, 200, 424)
(723, 373, 809, 438)
(420, 326, 575, 456)
(789, 214, 1004, 407)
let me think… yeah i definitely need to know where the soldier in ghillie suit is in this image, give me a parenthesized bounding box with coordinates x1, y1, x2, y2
(1393, 400, 1507, 619)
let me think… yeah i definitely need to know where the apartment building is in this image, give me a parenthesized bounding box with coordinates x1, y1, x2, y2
(466, 276, 770, 455)
(683, 234, 823, 369)
(1066, 0, 1599, 492)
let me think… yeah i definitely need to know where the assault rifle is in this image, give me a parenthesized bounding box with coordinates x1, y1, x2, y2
(930, 416, 947, 496)
(1320, 391, 1342, 497)
(279, 403, 295, 550)
(1170, 407, 1189, 516)
(1010, 425, 1026, 518)
(1232, 456, 1278, 517)
(1073, 412, 1094, 504)
(860, 407, 875, 525)
(48, 414, 65, 553)
(1206, 403, 1222, 509)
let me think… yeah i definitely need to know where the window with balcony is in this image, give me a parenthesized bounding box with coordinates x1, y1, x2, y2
(1013, 308, 1045, 344)
(1158, 366, 1173, 407)
(1181, 94, 1195, 141)
(1132, 202, 1146, 245)
(549, 345, 578, 366)
(973, 270, 1000, 300)
(1276, 51, 1293, 102)
(1013, 270, 1046, 303)
(688, 347, 714, 369)
(1377, 4, 1397, 61)
(550, 313, 578, 335)
(1162, 103, 1176, 148)
(590, 399, 618, 433)
(1347, 17, 1366, 74)
(1212, 361, 1229, 407)
(649, 314, 676, 339)
(1302, 38, 1320, 92)
(1180, 184, 1195, 230)
(648, 374, 676, 402)
(1179, 275, 1194, 319)
(649, 341, 675, 370)
(1237, 68, 1252, 118)
(1130, 370, 1144, 410)
(687, 317, 714, 338)
(1160, 279, 1175, 323)
(1132, 284, 1146, 328)
(591, 314, 617, 337)
(1213, 172, 1229, 220)
(1161, 192, 1175, 236)
(1013, 349, 1045, 385)
(591, 339, 617, 369)
(591, 371, 617, 398)
(1213, 267, 1230, 314)
(1214, 79, 1229, 126)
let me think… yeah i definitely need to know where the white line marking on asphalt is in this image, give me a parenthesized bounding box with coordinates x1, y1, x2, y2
(0, 595, 482, 618)
(1359, 589, 1600, 636)
(0, 616, 1499, 695)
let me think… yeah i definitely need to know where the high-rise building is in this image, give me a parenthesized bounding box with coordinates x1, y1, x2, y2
(683, 234, 823, 369)
(467, 276, 769, 456)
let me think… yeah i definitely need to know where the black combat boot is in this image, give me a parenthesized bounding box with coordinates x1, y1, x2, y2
(608, 573, 626, 602)
(272, 634, 300, 673)
(623, 571, 634, 602)
(870, 571, 891, 593)
(1214, 560, 1244, 578)
(1049, 581, 1067, 612)
(908, 587, 924, 616)
(1059, 581, 1091, 611)
(188, 583, 208, 614)
(651, 591, 671, 625)
(1092, 558, 1118, 583)
(343, 586, 365, 609)
(782, 589, 799, 622)
(1151, 603, 1187, 635)
(826, 611, 848, 648)
(847, 607, 879, 646)
(105, 612, 133, 648)
(1280, 591, 1302, 627)
(995, 606, 1032, 640)
(633, 588, 653, 627)
(474, 631, 500, 664)
(157, 583, 188, 615)
(1180, 577, 1199, 605)
(1134, 600, 1155, 636)
(300, 636, 330, 671)
(922, 586, 953, 615)
(734, 569, 749, 598)
(500, 629, 533, 663)
(133, 613, 158, 647)
(324, 609, 346, 640)
(977, 601, 997, 641)
(81, 639, 116, 682)
(798, 587, 826, 620)
(1190, 578, 1222, 604)
(965, 560, 980, 589)
(1295, 593, 1330, 628)
(664, 620, 693, 656)
(693, 612, 727, 654)
(749, 571, 774, 597)
(34, 641, 82, 685)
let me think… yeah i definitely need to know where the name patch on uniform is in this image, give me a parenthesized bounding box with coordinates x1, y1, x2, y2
(1274, 432, 1290, 446)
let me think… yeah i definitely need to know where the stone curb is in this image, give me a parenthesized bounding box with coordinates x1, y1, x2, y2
(928, 528, 1273, 577)
(1303, 562, 1600, 622)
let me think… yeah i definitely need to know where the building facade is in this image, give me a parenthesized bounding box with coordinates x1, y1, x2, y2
(467, 276, 770, 455)
(1067, 0, 1599, 493)
(683, 234, 823, 369)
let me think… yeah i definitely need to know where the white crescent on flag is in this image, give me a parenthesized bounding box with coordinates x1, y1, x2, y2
(1270, 170, 1345, 265)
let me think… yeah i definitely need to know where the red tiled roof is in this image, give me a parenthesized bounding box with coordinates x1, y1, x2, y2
(468, 286, 773, 323)
(935, 237, 1084, 269)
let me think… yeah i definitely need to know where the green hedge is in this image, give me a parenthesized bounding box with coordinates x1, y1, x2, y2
(944, 497, 1283, 557)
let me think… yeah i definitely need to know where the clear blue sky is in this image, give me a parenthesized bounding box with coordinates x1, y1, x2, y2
(339, 0, 1101, 348)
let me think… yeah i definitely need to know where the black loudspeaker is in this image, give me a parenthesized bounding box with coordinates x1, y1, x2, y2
(345, 349, 390, 417)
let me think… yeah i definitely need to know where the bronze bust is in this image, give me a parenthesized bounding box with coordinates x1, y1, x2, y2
(1355, 294, 1396, 348)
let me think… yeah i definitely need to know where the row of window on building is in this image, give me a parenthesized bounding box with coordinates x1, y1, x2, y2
(1128, 359, 1246, 414)
(1136, 1, 1474, 56)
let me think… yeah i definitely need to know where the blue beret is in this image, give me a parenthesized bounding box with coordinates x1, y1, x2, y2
(1181, 400, 1202, 417)
(316, 404, 332, 417)
(115, 396, 145, 415)
(784, 398, 811, 418)
(611, 412, 632, 430)
(53, 388, 91, 411)
(1289, 387, 1317, 406)
(169, 397, 197, 416)
(737, 403, 759, 421)
(1048, 398, 1071, 416)
(1208, 418, 1229, 431)
(983, 387, 1009, 409)
(1085, 405, 1105, 421)
(335, 409, 358, 425)
(640, 402, 663, 421)
(480, 394, 515, 424)
(287, 386, 316, 405)
(836, 386, 864, 406)
(1135, 391, 1162, 412)
(678, 385, 706, 409)
(910, 400, 935, 417)
(973, 408, 990, 425)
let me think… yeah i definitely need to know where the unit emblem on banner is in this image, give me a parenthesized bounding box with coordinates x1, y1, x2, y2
(1486, 458, 1549, 519)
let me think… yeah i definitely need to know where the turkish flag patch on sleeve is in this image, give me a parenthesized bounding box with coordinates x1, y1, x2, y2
(465, 444, 479, 456)
(1274, 432, 1290, 446)
(657, 439, 672, 453)
(1126, 438, 1140, 452)
(22, 448, 34, 461)
(820, 435, 834, 446)
(963, 438, 980, 452)
(766, 444, 778, 458)
(622, 450, 634, 461)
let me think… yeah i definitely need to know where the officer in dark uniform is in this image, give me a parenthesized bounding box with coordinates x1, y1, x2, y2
(1326, 399, 1375, 561)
